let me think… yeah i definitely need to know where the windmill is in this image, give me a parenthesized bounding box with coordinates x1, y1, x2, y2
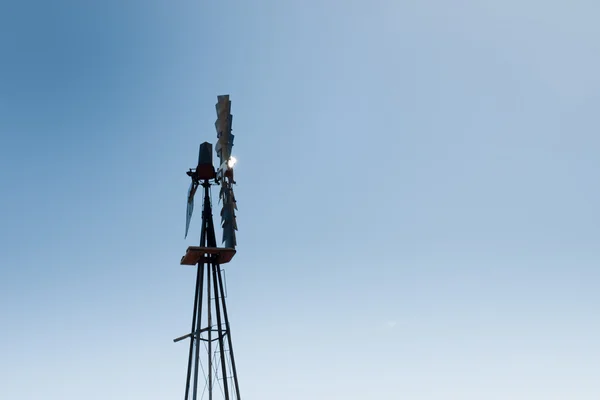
(175, 95, 241, 400)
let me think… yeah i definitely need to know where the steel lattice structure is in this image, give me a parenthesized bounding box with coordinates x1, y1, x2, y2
(175, 95, 241, 400)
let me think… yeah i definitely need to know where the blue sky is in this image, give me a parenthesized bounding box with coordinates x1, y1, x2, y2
(1, 0, 599, 399)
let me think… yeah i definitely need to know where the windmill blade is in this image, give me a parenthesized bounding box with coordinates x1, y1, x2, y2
(185, 181, 198, 238)
(215, 95, 234, 165)
(219, 181, 237, 248)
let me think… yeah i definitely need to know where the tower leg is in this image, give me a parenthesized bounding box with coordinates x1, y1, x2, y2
(217, 267, 241, 399)
(185, 262, 204, 400)
(192, 264, 204, 400)
(212, 264, 231, 400)
(207, 260, 212, 400)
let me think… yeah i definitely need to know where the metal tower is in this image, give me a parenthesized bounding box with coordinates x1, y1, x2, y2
(175, 95, 240, 400)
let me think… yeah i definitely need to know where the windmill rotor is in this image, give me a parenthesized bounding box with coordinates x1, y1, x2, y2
(183, 95, 237, 249)
(214, 95, 237, 249)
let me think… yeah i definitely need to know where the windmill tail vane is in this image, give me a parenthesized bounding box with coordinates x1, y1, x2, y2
(184, 180, 198, 239)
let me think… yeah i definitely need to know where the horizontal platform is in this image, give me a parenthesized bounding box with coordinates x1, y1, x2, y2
(180, 246, 236, 265)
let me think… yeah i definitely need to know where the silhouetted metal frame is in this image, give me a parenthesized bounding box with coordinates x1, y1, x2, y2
(182, 180, 241, 400)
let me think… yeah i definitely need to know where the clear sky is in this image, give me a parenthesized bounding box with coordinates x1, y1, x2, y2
(1, 1, 599, 399)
